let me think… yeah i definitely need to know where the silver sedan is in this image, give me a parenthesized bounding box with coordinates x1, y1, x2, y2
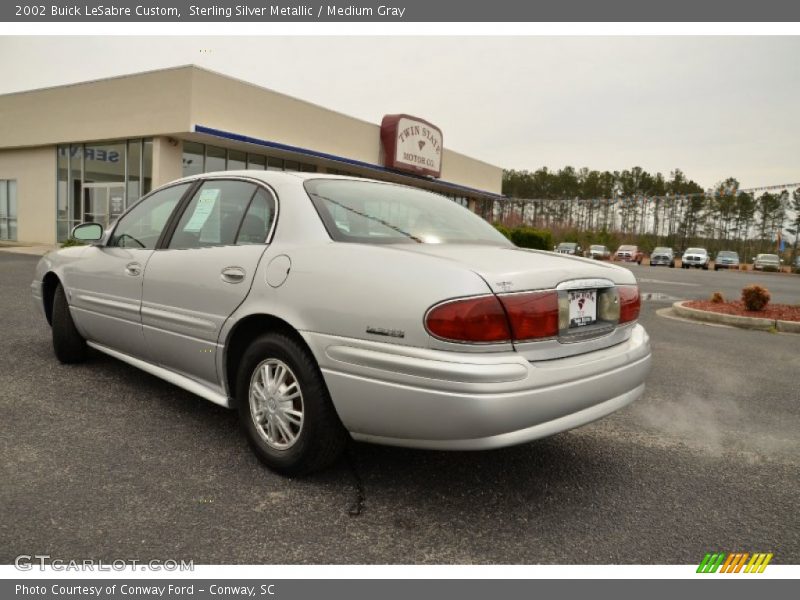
(32, 172, 652, 474)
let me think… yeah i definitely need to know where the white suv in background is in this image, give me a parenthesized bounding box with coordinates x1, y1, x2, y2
(681, 248, 710, 270)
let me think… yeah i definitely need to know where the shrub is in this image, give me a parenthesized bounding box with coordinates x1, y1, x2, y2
(741, 284, 770, 311)
(493, 223, 512, 240)
(710, 292, 725, 304)
(509, 227, 553, 251)
(60, 238, 86, 248)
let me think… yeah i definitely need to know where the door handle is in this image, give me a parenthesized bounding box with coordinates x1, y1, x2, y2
(125, 262, 142, 277)
(221, 266, 246, 283)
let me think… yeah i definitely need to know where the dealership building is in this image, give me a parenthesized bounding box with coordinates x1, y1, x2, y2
(0, 65, 503, 245)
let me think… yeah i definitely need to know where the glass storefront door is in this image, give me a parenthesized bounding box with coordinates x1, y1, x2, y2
(82, 183, 126, 229)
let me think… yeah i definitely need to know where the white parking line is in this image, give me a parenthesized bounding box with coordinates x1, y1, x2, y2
(637, 278, 700, 287)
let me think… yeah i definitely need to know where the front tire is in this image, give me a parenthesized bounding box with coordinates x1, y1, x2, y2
(52, 283, 87, 364)
(236, 332, 348, 475)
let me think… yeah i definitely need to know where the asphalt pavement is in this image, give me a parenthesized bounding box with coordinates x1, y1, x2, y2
(1, 253, 798, 564)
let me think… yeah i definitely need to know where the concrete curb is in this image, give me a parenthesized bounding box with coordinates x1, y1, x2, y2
(671, 301, 800, 333)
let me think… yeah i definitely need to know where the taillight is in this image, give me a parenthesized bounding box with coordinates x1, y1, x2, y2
(618, 285, 640, 323)
(498, 291, 559, 341)
(425, 295, 512, 343)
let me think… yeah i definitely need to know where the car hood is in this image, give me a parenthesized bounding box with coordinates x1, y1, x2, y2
(391, 244, 636, 292)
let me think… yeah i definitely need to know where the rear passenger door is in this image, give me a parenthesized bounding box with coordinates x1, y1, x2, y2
(140, 178, 277, 387)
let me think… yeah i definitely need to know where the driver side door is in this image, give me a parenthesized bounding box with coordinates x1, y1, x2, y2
(66, 182, 193, 359)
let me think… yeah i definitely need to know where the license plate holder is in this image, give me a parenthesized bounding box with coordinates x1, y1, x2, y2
(568, 290, 597, 328)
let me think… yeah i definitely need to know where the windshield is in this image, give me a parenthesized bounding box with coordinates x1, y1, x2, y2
(558, 243, 577, 248)
(686, 248, 706, 254)
(590, 245, 605, 250)
(305, 179, 511, 246)
(618, 245, 635, 251)
(760, 254, 779, 261)
(653, 247, 670, 253)
(718, 251, 738, 258)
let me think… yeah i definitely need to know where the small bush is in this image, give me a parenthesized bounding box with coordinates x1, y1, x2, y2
(509, 227, 553, 251)
(710, 292, 725, 304)
(493, 223, 512, 240)
(60, 238, 86, 248)
(741, 284, 770, 311)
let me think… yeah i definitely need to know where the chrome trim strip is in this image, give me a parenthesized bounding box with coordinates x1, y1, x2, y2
(86, 341, 231, 408)
(555, 278, 615, 291)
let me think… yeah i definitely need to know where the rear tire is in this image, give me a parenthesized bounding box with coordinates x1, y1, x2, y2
(236, 332, 348, 475)
(52, 283, 87, 364)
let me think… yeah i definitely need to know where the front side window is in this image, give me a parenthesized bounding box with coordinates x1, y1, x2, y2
(108, 183, 190, 249)
(168, 180, 271, 249)
(305, 179, 510, 246)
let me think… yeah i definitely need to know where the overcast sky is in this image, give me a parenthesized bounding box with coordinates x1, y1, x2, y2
(1, 36, 797, 189)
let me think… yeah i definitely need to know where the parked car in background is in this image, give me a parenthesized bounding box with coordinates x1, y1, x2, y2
(649, 247, 675, 268)
(614, 245, 643, 264)
(32, 172, 651, 475)
(554, 242, 581, 255)
(714, 250, 740, 271)
(681, 247, 710, 270)
(753, 253, 781, 271)
(588, 244, 611, 260)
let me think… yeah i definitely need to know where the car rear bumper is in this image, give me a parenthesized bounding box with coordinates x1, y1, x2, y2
(303, 324, 651, 450)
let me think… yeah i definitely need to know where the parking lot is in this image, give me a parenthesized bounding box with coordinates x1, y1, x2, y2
(1, 252, 798, 565)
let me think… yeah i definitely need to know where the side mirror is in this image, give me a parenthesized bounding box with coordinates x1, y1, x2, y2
(71, 222, 104, 242)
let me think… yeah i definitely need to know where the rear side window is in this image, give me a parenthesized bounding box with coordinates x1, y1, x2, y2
(167, 180, 274, 249)
(236, 189, 275, 245)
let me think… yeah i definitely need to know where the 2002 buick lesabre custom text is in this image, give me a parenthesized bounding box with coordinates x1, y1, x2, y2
(32, 173, 651, 474)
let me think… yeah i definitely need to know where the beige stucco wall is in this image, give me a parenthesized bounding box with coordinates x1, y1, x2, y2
(152, 136, 184, 188)
(0, 65, 502, 194)
(0, 69, 193, 149)
(0, 147, 56, 244)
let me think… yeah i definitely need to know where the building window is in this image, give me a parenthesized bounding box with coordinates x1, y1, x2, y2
(228, 150, 247, 171)
(182, 141, 205, 177)
(0, 180, 18, 241)
(247, 154, 266, 170)
(56, 139, 153, 242)
(205, 145, 226, 172)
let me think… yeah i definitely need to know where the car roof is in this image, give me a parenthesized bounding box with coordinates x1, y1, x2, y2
(171, 170, 378, 186)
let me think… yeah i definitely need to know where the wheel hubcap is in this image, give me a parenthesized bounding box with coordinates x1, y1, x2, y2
(249, 358, 304, 450)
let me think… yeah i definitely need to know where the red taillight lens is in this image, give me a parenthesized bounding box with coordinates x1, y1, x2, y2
(425, 295, 512, 343)
(619, 285, 641, 323)
(498, 291, 559, 341)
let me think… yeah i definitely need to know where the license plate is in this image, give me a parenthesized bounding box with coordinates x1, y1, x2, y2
(568, 290, 596, 328)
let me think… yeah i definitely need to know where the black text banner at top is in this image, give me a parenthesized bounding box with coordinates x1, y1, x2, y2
(5, 0, 800, 22)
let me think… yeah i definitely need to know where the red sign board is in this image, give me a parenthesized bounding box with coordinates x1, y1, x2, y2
(380, 114, 443, 178)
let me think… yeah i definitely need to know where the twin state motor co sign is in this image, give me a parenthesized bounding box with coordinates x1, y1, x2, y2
(380, 114, 443, 178)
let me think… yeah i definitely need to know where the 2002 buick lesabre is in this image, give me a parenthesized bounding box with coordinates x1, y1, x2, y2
(32, 172, 651, 474)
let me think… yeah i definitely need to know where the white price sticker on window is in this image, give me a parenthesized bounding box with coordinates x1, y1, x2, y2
(184, 188, 220, 232)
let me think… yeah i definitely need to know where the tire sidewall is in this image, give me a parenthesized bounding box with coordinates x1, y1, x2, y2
(235, 333, 340, 474)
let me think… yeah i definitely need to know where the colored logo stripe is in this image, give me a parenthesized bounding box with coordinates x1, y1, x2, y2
(697, 552, 773, 573)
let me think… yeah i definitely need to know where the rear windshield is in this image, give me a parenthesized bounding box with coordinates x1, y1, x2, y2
(305, 179, 511, 246)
